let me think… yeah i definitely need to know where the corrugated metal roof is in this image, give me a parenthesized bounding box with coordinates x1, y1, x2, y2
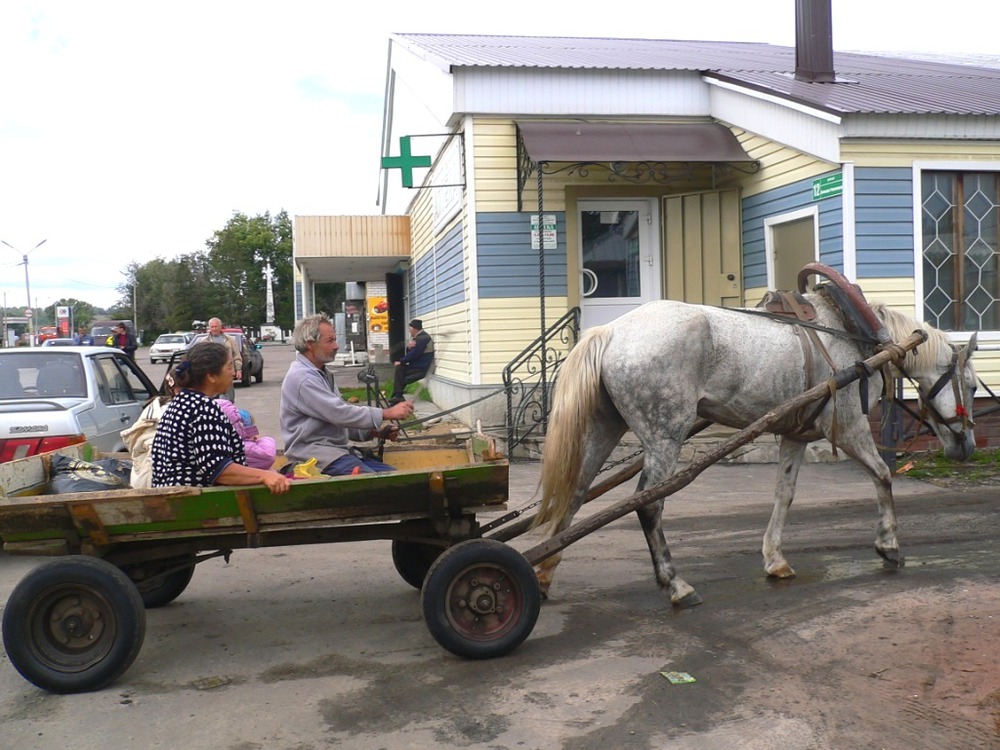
(391, 33, 1000, 116)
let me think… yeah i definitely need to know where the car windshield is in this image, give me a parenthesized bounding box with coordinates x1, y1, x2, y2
(156, 335, 186, 345)
(0, 352, 87, 399)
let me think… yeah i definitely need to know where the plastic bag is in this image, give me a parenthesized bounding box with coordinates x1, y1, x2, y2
(292, 457, 323, 478)
(47, 454, 133, 494)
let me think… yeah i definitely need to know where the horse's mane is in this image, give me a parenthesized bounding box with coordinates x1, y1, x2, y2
(869, 302, 952, 369)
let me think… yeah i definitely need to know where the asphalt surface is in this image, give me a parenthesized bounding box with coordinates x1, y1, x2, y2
(1, 343, 998, 748)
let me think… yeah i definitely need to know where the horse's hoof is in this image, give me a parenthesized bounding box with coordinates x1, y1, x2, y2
(881, 555, 905, 569)
(672, 591, 704, 609)
(765, 564, 796, 579)
(876, 547, 905, 568)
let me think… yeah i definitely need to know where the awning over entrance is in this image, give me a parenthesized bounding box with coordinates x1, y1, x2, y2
(516, 121, 754, 163)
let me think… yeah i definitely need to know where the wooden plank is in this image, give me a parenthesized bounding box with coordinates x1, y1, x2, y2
(0, 459, 508, 546)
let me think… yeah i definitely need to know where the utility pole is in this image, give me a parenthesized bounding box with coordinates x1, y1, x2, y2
(1, 239, 46, 343)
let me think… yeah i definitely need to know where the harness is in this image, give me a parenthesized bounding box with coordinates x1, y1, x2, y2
(737, 263, 974, 454)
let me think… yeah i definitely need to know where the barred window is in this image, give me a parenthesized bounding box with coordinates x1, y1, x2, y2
(922, 171, 1000, 331)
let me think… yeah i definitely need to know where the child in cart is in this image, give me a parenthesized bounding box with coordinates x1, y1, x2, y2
(215, 398, 278, 470)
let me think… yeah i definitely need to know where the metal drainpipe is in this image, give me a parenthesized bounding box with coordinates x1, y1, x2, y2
(538, 162, 548, 433)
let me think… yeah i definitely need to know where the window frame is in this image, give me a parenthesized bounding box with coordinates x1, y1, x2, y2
(913, 160, 1000, 344)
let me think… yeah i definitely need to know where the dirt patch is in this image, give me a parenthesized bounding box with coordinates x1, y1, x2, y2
(753, 581, 1000, 746)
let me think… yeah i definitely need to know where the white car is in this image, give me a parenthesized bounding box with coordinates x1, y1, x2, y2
(0, 347, 159, 462)
(149, 332, 193, 364)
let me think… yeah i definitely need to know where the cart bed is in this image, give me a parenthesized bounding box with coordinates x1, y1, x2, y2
(0, 440, 508, 557)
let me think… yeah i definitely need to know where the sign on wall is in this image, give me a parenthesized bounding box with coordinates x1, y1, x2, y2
(812, 173, 843, 200)
(531, 214, 557, 250)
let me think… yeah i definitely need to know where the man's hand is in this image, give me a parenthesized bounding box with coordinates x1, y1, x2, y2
(383, 401, 414, 421)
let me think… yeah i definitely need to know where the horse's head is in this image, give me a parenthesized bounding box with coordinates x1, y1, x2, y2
(916, 333, 977, 461)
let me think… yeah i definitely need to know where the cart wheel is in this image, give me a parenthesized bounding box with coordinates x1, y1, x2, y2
(121, 555, 196, 608)
(2, 557, 146, 694)
(392, 540, 444, 589)
(421, 539, 540, 659)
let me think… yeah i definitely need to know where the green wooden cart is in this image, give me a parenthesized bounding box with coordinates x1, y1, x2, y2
(0, 437, 542, 693)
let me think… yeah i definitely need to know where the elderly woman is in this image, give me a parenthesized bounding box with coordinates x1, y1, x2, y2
(151, 342, 291, 494)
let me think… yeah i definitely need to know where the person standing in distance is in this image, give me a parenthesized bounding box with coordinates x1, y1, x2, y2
(280, 314, 413, 476)
(111, 322, 137, 360)
(72, 325, 96, 346)
(204, 317, 242, 402)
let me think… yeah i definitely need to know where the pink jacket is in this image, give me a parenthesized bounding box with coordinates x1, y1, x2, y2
(215, 398, 277, 470)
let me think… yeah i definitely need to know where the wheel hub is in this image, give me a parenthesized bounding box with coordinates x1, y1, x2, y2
(49, 595, 105, 647)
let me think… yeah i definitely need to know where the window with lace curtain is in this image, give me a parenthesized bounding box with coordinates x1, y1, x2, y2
(922, 171, 1000, 331)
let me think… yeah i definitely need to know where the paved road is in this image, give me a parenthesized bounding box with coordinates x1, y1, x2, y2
(1, 344, 998, 748)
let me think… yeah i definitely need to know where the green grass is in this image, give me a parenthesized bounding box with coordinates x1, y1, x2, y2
(340, 380, 427, 405)
(902, 447, 1000, 482)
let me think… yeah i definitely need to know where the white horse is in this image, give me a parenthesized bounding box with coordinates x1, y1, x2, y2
(534, 291, 977, 606)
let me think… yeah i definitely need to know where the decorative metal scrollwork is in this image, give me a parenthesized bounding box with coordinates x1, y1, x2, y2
(504, 307, 581, 457)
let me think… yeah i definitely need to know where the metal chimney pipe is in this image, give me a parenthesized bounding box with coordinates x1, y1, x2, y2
(795, 0, 835, 82)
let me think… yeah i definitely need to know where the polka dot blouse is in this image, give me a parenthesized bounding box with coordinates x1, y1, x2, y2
(151, 389, 246, 487)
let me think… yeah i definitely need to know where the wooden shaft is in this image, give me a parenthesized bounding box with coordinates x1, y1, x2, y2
(521, 331, 927, 567)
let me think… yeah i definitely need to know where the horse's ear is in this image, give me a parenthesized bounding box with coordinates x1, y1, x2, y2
(966, 332, 978, 355)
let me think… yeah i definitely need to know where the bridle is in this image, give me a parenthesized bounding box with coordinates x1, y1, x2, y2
(893, 344, 974, 442)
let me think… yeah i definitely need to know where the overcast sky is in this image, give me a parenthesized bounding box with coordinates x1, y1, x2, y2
(1, 0, 997, 311)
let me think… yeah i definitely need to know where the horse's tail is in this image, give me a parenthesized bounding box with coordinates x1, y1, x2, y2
(534, 325, 613, 532)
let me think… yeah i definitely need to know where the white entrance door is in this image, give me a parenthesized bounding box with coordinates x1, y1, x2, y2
(578, 199, 660, 329)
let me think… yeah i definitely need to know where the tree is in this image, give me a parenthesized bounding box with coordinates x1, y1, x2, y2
(112, 208, 295, 339)
(204, 210, 294, 330)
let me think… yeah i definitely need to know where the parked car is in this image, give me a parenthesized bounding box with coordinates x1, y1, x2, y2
(149, 332, 193, 364)
(0, 347, 159, 462)
(190, 330, 263, 386)
(40, 338, 77, 347)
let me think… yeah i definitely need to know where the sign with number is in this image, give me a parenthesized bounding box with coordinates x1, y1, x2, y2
(23, 309, 32, 318)
(812, 173, 843, 200)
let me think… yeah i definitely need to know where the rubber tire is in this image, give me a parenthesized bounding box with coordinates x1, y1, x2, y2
(254, 367, 263, 384)
(122, 556, 196, 609)
(421, 539, 540, 659)
(392, 540, 444, 589)
(2, 557, 147, 694)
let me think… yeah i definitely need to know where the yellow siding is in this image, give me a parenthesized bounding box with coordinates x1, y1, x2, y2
(294, 215, 410, 257)
(732, 128, 837, 197)
(408, 189, 436, 260)
(856, 277, 916, 315)
(842, 140, 1000, 167)
(477, 297, 571, 381)
(425, 303, 472, 383)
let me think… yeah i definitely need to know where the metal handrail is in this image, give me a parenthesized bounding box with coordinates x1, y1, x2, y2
(503, 307, 580, 456)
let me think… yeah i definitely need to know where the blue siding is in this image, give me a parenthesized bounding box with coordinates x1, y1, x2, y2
(742, 172, 844, 287)
(409, 222, 465, 318)
(476, 212, 568, 298)
(855, 167, 914, 278)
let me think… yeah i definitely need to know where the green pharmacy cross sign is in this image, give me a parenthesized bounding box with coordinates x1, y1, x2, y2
(381, 136, 432, 188)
